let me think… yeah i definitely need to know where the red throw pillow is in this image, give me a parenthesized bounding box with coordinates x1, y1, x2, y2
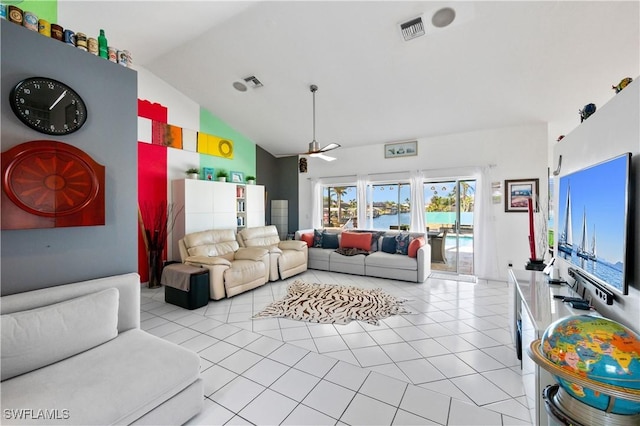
(300, 233, 314, 247)
(408, 236, 426, 258)
(340, 232, 372, 251)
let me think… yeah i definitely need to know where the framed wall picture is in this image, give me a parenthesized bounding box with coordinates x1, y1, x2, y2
(505, 178, 539, 212)
(202, 167, 215, 181)
(384, 140, 417, 158)
(230, 171, 244, 183)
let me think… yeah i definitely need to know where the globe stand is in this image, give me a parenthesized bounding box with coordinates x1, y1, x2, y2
(544, 385, 640, 426)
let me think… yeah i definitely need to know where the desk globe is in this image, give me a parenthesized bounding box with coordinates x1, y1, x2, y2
(530, 314, 640, 419)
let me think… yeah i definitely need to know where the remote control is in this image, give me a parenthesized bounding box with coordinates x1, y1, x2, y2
(569, 300, 591, 310)
(552, 296, 586, 303)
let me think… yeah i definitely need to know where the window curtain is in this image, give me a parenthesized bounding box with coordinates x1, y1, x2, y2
(409, 170, 425, 232)
(473, 166, 500, 280)
(311, 178, 322, 229)
(356, 175, 368, 229)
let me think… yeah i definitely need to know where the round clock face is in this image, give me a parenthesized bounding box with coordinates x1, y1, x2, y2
(9, 77, 88, 135)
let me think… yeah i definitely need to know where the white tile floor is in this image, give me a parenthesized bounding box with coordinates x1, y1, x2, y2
(141, 270, 533, 425)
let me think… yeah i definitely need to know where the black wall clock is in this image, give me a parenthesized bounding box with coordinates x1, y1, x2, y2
(9, 77, 87, 135)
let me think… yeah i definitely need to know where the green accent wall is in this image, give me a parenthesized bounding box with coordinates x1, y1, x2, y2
(199, 108, 256, 181)
(17, 0, 57, 23)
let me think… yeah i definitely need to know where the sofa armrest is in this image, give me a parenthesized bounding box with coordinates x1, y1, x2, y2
(278, 240, 307, 251)
(416, 244, 431, 282)
(235, 247, 269, 261)
(184, 256, 231, 267)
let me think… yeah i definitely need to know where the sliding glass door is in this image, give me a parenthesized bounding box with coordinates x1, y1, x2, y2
(424, 179, 476, 275)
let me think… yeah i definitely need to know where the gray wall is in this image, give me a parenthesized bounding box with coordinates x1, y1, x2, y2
(1, 21, 138, 295)
(256, 146, 299, 232)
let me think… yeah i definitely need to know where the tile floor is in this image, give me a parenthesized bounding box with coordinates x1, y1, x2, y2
(141, 270, 533, 425)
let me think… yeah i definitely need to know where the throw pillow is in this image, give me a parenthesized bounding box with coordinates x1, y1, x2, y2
(1, 288, 119, 381)
(313, 229, 324, 248)
(408, 236, 426, 258)
(381, 236, 397, 254)
(340, 232, 372, 251)
(395, 233, 411, 255)
(322, 232, 340, 249)
(300, 233, 314, 247)
(369, 231, 385, 252)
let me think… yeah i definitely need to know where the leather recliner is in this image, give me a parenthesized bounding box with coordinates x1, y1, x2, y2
(178, 229, 269, 300)
(237, 225, 308, 281)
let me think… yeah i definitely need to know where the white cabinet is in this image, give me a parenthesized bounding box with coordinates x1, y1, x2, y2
(508, 269, 601, 426)
(171, 179, 264, 259)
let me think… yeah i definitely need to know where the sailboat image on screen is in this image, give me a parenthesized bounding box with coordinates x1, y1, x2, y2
(577, 208, 597, 260)
(558, 182, 573, 255)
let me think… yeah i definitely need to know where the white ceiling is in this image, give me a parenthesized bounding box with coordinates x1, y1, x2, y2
(60, 1, 640, 157)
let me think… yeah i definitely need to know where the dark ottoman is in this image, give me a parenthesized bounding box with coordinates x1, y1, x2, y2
(162, 263, 209, 310)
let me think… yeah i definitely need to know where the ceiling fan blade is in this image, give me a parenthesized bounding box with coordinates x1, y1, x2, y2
(310, 152, 337, 161)
(319, 143, 341, 152)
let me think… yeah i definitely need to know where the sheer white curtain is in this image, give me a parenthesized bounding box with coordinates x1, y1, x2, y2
(311, 178, 322, 229)
(409, 170, 425, 232)
(473, 166, 500, 280)
(356, 175, 369, 229)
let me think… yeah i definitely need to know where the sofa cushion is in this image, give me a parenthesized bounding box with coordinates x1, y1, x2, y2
(0, 329, 201, 425)
(367, 252, 418, 271)
(381, 236, 397, 254)
(313, 229, 324, 248)
(1, 288, 119, 381)
(395, 233, 411, 255)
(300, 232, 314, 247)
(340, 232, 372, 251)
(408, 236, 426, 258)
(321, 232, 339, 249)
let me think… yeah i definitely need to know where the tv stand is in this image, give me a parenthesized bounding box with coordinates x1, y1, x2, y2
(507, 269, 600, 426)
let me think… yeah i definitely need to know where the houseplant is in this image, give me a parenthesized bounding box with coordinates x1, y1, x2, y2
(139, 201, 183, 288)
(216, 170, 228, 182)
(185, 168, 199, 180)
(246, 175, 256, 184)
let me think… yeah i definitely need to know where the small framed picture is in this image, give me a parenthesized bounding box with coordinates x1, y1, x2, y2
(505, 178, 539, 212)
(230, 171, 244, 183)
(385, 140, 417, 158)
(202, 167, 215, 181)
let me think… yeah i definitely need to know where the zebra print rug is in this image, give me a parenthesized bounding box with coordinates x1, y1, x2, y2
(252, 280, 412, 325)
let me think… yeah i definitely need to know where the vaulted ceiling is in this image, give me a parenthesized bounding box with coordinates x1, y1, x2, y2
(60, 1, 640, 157)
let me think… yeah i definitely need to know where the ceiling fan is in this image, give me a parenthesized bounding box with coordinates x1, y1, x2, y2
(301, 84, 341, 161)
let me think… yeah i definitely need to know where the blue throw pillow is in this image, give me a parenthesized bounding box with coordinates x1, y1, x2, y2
(381, 236, 397, 254)
(322, 232, 339, 249)
(313, 229, 324, 248)
(395, 233, 411, 255)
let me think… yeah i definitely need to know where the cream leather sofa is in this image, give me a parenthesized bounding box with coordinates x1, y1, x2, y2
(179, 229, 270, 300)
(0, 273, 202, 425)
(237, 225, 308, 281)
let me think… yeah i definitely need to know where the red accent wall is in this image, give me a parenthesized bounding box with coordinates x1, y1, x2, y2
(137, 142, 167, 283)
(138, 99, 167, 123)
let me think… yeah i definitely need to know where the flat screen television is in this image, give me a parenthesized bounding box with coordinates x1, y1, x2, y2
(557, 152, 632, 295)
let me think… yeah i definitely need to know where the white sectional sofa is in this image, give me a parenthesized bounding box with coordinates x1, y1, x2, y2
(296, 229, 431, 282)
(0, 273, 203, 425)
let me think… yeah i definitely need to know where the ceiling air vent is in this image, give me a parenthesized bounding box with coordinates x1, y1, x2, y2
(400, 16, 425, 41)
